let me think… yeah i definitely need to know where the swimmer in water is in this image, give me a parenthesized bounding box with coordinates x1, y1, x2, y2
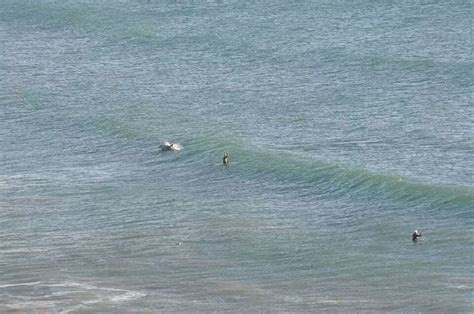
(160, 142, 183, 151)
(160, 142, 173, 150)
(412, 229, 422, 241)
(223, 152, 229, 165)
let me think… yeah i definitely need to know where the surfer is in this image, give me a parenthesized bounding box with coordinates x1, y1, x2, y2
(160, 142, 172, 150)
(223, 152, 229, 165)
(412, 229, 422, 241)
(160, 142, 183, 151)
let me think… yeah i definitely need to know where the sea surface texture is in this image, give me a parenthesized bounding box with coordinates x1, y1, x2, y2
(1, 0, 473, 312)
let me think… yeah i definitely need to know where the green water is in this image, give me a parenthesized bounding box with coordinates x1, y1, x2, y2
(1, 0, 473, 312)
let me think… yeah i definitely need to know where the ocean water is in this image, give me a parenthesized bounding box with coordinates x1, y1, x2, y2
(1, 0, 473, 312)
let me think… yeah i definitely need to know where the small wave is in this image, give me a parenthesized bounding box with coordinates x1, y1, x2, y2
(189, 138, 474, 213)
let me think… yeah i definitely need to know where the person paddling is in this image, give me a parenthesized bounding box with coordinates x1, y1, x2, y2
(160, 142, 183, 151)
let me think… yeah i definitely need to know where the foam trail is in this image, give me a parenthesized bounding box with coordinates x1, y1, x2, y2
(1, 281, 145, 313)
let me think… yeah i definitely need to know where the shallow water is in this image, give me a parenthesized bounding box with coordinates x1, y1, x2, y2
(1, 0, 473, 312)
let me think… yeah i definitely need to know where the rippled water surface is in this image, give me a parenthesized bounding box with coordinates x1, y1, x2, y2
(1, 0, 473, 312)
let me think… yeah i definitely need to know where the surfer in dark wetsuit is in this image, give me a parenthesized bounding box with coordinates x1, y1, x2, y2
(160, 142, 173, 151)
(223, 152, 229, 165)
(160, 142, 183, 151)
(412, 229, 421, 241)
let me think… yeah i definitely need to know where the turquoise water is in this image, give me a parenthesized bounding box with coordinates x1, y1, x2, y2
(1, 0, 473, 312)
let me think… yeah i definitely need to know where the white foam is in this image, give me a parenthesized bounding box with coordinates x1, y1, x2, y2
(0, 281, 41, 289)
(1, 280, 145, 313)
(108, 290, 146, 302)
(6, 300, 60, 310)
(450, 284, 471, 290)
(319, 300, 339, 305)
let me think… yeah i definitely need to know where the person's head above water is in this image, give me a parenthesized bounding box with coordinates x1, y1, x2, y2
(412, 229, 422, 241)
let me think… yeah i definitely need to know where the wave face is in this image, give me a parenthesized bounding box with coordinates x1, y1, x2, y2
(1, 0, 473, 312)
